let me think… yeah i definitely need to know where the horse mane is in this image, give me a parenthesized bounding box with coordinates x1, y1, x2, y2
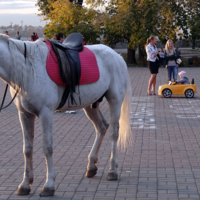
(0, 34, 48, 90)
(0, 34, 9, 42)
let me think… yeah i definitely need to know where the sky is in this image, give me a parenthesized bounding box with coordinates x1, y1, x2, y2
(0, 0, 47, 27)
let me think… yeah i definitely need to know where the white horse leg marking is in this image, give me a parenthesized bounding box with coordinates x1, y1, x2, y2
(39, 108, 55, 197)
(16, 112, 35, 196)
(84, 104, 109, 178)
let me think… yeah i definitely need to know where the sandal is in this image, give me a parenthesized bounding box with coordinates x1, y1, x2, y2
(151, 90, 156, 95)
(147, 90, 152, 95)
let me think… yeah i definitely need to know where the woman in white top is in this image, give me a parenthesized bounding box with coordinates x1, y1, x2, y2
(145, 36, 160, 95)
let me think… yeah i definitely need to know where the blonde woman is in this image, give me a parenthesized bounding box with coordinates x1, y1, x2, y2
(164, 40, 181, 82)
(145, 36, 160, 95)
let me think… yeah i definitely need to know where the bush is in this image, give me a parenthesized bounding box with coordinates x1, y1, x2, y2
(179, 56, 187, 67)
(120, 53, 147, 67)
(192, 56, 200, 67)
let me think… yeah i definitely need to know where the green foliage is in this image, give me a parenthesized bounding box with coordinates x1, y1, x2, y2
(43, 0, 102, 44)
(192, 56, 200, 66)
(67, 23, 101, 44)
(36, 0, 83, 17)
(40, 0, 200, 51)
(99, 0, 182, 50)
(183, 0, 200, 48)
(36, 0, 54, 18)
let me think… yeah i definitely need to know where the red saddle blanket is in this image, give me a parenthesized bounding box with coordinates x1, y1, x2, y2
(46, 40, 100, 86)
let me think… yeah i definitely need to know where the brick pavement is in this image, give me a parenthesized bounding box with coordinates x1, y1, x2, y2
(1, 67, 200, 200)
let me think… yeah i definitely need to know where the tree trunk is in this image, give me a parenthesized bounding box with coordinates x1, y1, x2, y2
(138, 45, 145, 61)
(192, 40, 195, 49)
(127, 48, 137, 64)
(69, 0, 83, 5)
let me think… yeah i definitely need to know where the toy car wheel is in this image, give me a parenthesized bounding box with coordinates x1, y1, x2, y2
(162, 89, 172, 98)
(185, 89, 194, 98)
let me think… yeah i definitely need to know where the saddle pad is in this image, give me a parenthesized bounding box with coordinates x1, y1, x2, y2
(46, 40, 100, 86)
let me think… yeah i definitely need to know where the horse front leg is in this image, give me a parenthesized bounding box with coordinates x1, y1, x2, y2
(39, 107, 55, 197)
(16, 112, 35, 195)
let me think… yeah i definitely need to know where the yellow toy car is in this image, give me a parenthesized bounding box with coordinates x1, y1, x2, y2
(158, 81, 197, 98)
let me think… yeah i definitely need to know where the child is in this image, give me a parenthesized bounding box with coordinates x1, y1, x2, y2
(159, 48, 165, 67)
(176, 71, 190, 84)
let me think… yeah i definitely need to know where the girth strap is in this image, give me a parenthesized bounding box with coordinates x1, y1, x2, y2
(50, 40, 81, 110)
(0, 84, 18, 113)
(56, 86, 70, 110)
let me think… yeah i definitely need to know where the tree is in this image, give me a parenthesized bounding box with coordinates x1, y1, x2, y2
(183, 0, 200, 49)
(91, 0, 182, 64)
(36, 0, 51, 17)
(43, 0, 102, 43)
(36, 0, 83, 18)
(190, 20, 200, 49)
(96, 0, 158, 63)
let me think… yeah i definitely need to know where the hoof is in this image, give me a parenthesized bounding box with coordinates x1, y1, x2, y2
(40, 187, 55, 197)
(29, 178, 33, 185)
(85, 166, 98, 178)
(15, 187, 31, 196)
(104, 123, 109, 129)
(106, 172, 118, 181)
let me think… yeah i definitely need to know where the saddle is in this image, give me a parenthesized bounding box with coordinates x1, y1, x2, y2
(49, 33, 83, 109)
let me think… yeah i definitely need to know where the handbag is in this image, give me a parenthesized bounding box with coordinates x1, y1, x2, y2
(176, 58, 182, 64)
(175, 49, 182, 65)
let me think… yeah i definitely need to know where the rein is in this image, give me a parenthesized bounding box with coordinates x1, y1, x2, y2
(0, 43, 26, 113)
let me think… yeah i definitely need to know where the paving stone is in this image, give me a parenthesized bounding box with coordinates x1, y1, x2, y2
(1, 68, 200, 199)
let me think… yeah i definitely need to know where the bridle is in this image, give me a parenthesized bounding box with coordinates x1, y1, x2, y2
(0, 43, 27, 113)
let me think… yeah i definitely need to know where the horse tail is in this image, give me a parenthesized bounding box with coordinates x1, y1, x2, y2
(118, 72, 132, 151)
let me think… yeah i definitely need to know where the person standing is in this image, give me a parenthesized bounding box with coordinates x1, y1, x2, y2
(164, 40, 181, 82)
(159, 48, 165, 67)
(82, 36, 86, 45)
(15, 31, 21, 40)
(5, 31, 9, 36)
(30, 32, 36, 41)
(35, 33, 39, 40)
(43, 33, 46, 39)
(55, 33, 65, 43)
(145, 35, 160, 95)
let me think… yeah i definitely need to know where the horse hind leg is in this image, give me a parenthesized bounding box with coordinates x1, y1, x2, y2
(105, 88, 125, 181)
(16, 112, 35, 196)
(99, 110, 109, 130)
(83, 103, 109, 178)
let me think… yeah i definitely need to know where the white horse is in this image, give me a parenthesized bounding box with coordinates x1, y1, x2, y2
(0, 34, 132, 197)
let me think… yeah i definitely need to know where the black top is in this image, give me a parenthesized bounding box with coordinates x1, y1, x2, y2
(164, 49, 181, 65)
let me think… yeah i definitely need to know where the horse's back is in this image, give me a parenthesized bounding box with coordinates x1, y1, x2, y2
(85, 44, 128, 100)
(86, 44, 128, 78)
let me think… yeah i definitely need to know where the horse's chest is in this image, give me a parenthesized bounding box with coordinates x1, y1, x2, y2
(15, 96, 39, 116)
